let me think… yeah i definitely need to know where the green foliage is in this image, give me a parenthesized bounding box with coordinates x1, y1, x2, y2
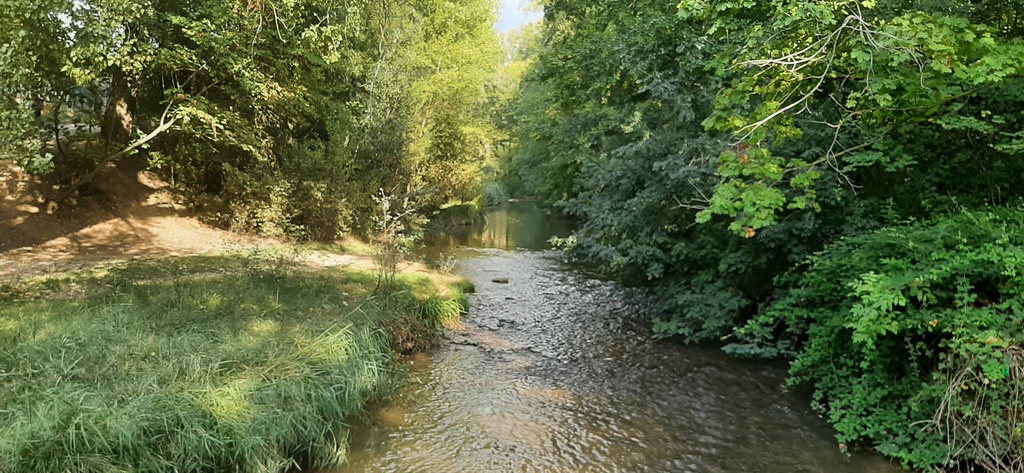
(0, 0, 62, 173)
(1, 0, 506, 239)
(732, 209, 1024, 470)
(369, 188, 424, 300)
(481, 182, 510, 206)
(419, 296, 466, 330)
(690, 1, 1024, 232)
(508, 0, 1024, 468)
(0, 254, 467, 472)
(504, 0, 844, 340)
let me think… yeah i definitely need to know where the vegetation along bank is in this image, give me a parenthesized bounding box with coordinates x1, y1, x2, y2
(5, 0, 1024, 470)
(1, 0, 503, 469)
(500, 0, 1024, 471)
(0, 248, 472, 472)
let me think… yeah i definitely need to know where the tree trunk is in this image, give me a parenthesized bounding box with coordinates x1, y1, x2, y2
(101, 68, 136, 148)
(51, 116, 179, 208)
(52, 95, 66, 158)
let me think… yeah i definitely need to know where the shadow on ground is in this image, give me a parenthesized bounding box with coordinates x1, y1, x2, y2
(0, 158, 260, 280)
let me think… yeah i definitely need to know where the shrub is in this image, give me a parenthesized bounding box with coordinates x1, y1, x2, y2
(481, 182, 509, 206)
(732, 209, 1024, 471)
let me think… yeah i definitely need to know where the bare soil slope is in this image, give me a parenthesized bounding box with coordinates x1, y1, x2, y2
(0, 160, 431, 281)
(0, 159, 271, 280)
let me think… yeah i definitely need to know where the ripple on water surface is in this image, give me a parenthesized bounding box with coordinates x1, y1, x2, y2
(337, 250, 901, 473)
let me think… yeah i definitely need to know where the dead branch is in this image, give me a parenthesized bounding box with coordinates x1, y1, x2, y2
(49, 115, 179, 209)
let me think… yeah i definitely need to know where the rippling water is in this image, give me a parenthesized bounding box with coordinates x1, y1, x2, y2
(335, 205, 900, 473)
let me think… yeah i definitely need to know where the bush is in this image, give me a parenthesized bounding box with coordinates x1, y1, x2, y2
(481, 182, 509, 206)
(732, 209, 1024, 470)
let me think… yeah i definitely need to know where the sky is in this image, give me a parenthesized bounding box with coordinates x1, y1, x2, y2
(495, 0, 543, 32)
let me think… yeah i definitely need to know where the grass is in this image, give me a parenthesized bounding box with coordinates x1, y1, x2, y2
(0, 252, 470, 473)
(300, 238, 376, 257)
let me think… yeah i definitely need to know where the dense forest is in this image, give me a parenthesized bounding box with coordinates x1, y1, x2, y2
(502, 0, 1024, 471)
(5, 0, 1024, 470)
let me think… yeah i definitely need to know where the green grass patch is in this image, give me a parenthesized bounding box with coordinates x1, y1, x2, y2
(300, 238, 375, 256)
(0, 254, 469, 472)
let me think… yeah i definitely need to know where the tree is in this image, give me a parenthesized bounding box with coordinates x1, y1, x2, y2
(688, 0, 1024, 232)
(1, 0, 506, 239)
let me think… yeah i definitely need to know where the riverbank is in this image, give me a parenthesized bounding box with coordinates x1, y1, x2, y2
(0, 248, 471, 472)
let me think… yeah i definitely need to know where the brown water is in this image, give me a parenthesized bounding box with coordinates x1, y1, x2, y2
(336, 204, 900, 473)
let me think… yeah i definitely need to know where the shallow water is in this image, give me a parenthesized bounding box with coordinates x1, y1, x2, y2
(336, 204, 900, 473)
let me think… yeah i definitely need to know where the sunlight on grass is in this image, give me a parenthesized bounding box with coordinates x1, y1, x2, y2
(202, 380, 255, 423)
(0, 253, 470, 473)
(249, 318, 281, 337)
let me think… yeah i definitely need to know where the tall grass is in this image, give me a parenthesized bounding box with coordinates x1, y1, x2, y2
(0, 254, 468, 473)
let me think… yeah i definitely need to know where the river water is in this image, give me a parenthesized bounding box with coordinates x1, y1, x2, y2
(336, 204, 900, 473)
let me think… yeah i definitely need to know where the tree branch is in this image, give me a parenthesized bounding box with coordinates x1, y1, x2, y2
(50, 115, 178, 208)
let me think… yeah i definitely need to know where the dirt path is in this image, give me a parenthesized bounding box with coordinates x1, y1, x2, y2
(0, 160, 273, 280)
(1, 160, 428, 282)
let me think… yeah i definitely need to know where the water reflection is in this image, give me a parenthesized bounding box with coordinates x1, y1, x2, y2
(423, 202, 574, 251)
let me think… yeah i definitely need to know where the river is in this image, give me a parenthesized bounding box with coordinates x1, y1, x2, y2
(335, 203, 900, 473)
